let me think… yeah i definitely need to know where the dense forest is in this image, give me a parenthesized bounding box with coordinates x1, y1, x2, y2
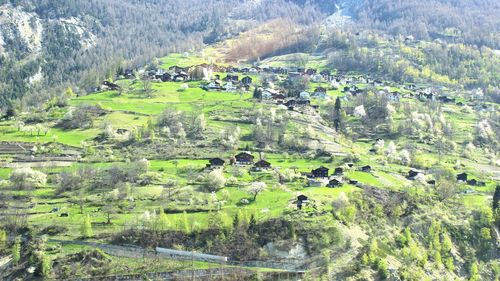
(355, 0, 500, 48)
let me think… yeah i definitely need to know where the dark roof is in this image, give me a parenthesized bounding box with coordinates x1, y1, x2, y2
(255, 159, 271, 168)
(209, 158, 225, 166)
(361, 165, 371, 171)
(235, 152, 254, 160)
(297, 194, 308, 201)
(313, 166, 329, 172)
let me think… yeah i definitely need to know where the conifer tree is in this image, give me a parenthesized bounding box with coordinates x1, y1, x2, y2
(12, 236, 21, 264)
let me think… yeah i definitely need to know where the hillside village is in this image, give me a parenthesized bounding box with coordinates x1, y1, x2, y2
(0, 26, 498, 281)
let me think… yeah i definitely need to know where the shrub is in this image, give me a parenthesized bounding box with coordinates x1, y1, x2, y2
(202, 169, 226, 192)
(10, 168, 47, 189)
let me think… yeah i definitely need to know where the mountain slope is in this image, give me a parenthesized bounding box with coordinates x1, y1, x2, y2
(0, 0, 331, 112)
(354, 0, 500, 48)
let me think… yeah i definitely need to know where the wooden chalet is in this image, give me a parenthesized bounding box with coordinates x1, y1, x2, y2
(235, 152, 254, 165)
(305, 68, 317, 75)
(254, 159, 271, 169)
(327, 179, 343, 188)
(311, 167, 329, 178)
(407, 170, 420, 180)
(161, 72, 172, 82)
(224, 74, 239, 82)
(102, 81, 120, 91)
(456, 173, 468, 182)
(334, 167, 344, 175)
(169, 66, 188, 73)
(174, 73, 189, 82)
(208, 158, 225, 168)
(241, 76, 253, 85)
(297, 194, 309, 209)
(361, 165, 372, 172)
(348, 179, 359, 185)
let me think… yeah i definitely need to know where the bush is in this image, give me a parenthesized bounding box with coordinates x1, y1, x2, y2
(202, 169, 226, 192)
(10, 168, 47, 189)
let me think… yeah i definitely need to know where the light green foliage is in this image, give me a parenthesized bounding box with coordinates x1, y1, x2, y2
(480, 227, 492, 240)
(179, 211, 191, 233)
(40, 251, 52, 278)
(81, 215, 93, 238)
(469, 262, 480, 281)
(378, 258, 389, 279)
(12, 236, 21, 264)
(157, 209, 170, 231)
(0, 229, 6, 249)
(203, 169, 226, 192)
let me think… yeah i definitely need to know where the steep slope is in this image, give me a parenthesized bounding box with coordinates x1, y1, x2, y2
(0, 0, 331, 111)
(354, 0, 500, 48)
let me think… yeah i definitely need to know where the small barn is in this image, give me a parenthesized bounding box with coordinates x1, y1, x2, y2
(311, 167, 329, 178)
(254, 160, 271, 169)
(327, 179, 343, 188)
(407, 170, 420, 180)
(297, 194, 309, 209)
(457, 173, 468, 182)
(235, 152, 254, 165)
(102, 81, 120, 90)
(241, 76, 253, 85)
(348, 179, 359, 185)
(361, 165, 372, 172)
(467, 179, 478, 186)
(334, 167, 344, 175)
(209, 158, 225, 168)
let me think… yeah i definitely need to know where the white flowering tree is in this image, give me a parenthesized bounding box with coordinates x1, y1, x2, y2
(399, 149, 411, 166)
(247, 181, 267, 201)
(10, 168, 47, 189)
(354, 105, 367, 118)
(203, 169, 226, 192)
(386, 141, 398, 162)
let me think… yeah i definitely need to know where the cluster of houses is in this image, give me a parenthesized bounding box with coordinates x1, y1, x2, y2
(305, 165, 371, 188)
(456, 172, 486, 186)
(405, 169, 486, 187)
(206, 152, 272, 171)
(143, 66, 191, 82)
(203, 74, 253, 92)
(109, 62, 474, 111)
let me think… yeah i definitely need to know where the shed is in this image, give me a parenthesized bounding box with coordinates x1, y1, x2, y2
(254, 160, 271, 169)
(361, 165, 372, 172)
(456, 173, 468, 182)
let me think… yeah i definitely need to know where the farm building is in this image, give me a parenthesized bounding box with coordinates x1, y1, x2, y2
(209, 158, 225, 168)
(235, 152, 254, 165)
(311, 167, 329, 178)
